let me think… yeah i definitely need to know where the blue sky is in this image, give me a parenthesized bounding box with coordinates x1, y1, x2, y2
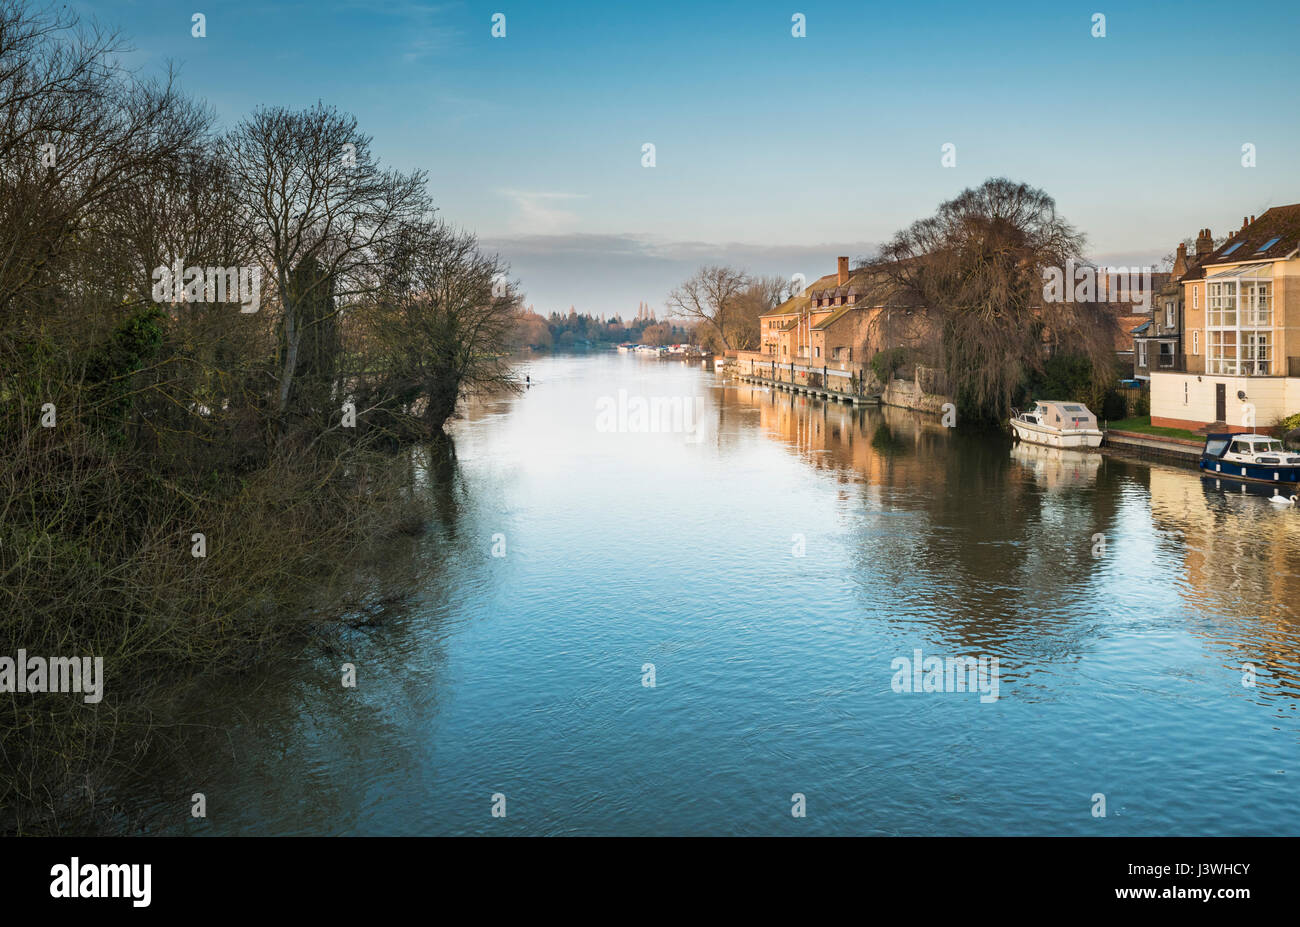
(98, 0, 1300, 315)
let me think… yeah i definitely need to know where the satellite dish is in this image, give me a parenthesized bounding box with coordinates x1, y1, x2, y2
(1237, 390, 1247, 401)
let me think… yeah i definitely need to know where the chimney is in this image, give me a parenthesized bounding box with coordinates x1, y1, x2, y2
(1172, 242, 1188, 277)
(1242, 216, 1249, 232)
(837, 256, 849, 286)
(1196, 228, 1214, 258)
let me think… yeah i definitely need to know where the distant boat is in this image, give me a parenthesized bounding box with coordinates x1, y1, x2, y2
(1010, 401, 1103, 448)
(1198, 433, 1300, 486)
(617, 342, 635, 353)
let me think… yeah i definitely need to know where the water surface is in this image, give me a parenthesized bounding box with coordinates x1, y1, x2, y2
(140, 353, 1300, 835)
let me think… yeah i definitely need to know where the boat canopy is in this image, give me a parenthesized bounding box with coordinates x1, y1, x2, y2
(1202, 433, 1281, 458)
(1032, 401, 1098, 430)
(1202, 434, 1232, 458)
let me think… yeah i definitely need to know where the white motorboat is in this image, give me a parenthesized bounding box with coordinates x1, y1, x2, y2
(1010, 401, 1103, 449)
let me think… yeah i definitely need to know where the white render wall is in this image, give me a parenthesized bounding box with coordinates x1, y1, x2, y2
(1151, 372, 1299, 429)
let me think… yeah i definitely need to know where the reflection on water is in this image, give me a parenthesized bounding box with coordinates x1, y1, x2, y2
(1010, 443, 1102, 491)
(122, 354, 1300, 835)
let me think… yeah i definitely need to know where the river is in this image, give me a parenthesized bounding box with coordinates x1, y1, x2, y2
(128, 352, 1300, 835)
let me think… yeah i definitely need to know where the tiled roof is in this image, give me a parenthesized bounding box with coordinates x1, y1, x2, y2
(1113, 314, 1151, 352)
(801, 272, 844, 296)
(763, 261, 914, 320)
(811, 304, 857, 330)
(1184, 204, 1300, 279)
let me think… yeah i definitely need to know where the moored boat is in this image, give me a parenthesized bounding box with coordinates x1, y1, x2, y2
(1009, 401, 1103, 448)
(1197, 433, 1300, 486)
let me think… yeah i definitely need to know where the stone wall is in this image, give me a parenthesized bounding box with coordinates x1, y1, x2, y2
(882, 366, 950, 414)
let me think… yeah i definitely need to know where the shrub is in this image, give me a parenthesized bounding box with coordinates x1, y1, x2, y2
(1101, 389, 1128, 421)
(871, 347, 909, 384)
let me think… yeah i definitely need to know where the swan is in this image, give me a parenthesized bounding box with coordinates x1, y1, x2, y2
(1268, 494, 1297, 506)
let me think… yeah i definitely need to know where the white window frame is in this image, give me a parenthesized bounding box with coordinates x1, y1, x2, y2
(1205, 265, 1273, 376)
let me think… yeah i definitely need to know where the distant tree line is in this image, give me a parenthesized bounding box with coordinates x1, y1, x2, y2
(509, 308, 691, 350)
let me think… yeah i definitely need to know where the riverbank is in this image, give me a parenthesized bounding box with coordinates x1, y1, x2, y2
(43, 354, 1300, 837)
(0, 443, 437, 836)
(1101, 428, 1203, 467)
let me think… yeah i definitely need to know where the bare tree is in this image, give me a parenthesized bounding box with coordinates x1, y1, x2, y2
(665, 265, 754, 350)
(223, 103, 430, 419)
(352, 219, 521, 437)
(0, 2, 210, 320)
(1159, 232, 1229, 272)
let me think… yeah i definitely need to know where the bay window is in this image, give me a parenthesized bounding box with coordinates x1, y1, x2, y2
(1204, 265, 1274, 375)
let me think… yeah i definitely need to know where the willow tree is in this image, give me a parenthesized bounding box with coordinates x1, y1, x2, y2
(865, 178, 1116, 426)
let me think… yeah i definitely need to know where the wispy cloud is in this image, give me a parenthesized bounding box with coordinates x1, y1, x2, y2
(333, 0, 462, 61)
(498, 191, 591, 235)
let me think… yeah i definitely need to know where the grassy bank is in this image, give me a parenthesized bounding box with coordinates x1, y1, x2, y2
(1104, 416, 1201, 442)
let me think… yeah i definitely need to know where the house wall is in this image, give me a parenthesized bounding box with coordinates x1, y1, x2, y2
(758, 313, 795, 355)
(811, 307, 880, 370)
(1181, 256, 1300, 378)
(1150, 371, 1297, 431)
(1279, 261, 1300, 374)
(1183, 279, 1207, 374)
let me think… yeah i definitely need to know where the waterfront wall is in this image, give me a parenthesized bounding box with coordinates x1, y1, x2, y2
(883, 366, 950, 414)
(1101, 430, 1201, 467)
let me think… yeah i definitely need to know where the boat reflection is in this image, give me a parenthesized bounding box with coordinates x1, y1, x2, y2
(1009, 442, 1102, 491)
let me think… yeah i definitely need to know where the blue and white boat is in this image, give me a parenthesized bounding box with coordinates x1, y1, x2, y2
(1197, 433, 1300, 486)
